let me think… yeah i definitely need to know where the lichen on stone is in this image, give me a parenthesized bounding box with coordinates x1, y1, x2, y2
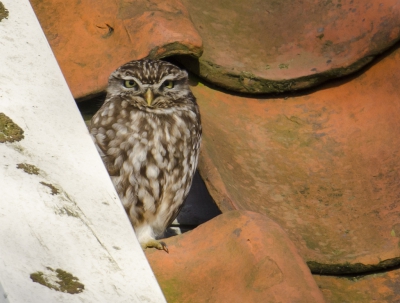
(60, 206, 78, 217)
(40, 181, 60, 195)
(0, 2, 8, 22)
(0, 113, 24, 143)
(55, 269, 85, 294)
(17, 163, 40, 175)
(30, 267, 84, 294)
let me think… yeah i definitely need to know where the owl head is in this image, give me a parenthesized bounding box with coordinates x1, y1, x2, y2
(106, 59, 195, 111)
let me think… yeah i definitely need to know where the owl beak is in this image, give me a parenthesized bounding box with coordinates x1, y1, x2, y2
(145, 88, 154, 106)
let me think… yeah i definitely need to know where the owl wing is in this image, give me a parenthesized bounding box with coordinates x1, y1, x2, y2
(97, 145, 120, 177)
(90, 113, 121, 177)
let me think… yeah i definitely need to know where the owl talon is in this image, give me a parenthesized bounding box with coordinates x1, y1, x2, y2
(159, 241, 169, 253)
(141, 239, 169, 253)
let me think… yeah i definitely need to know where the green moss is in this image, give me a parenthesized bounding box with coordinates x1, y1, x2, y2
(0, 113, 24, 143)
(159, 277, 183, 303)
(55, 269, 85, 294)
(40, 182, 60, 195)
(0, 2, 8, 21)
(17, 163, 40, 175)
(30, 272, 50, 288)
(30, 268, 84, 294)
(265, 114, 321, 149)
(315, 275, 373, 303)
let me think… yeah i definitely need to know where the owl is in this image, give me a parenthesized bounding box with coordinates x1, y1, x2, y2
(90, 59, 202, 252)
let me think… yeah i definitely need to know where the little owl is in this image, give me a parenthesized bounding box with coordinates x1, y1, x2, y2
(90, 59, 202, 252)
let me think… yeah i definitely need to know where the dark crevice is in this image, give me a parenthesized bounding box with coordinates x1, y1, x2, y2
(308, 257, 400, 276)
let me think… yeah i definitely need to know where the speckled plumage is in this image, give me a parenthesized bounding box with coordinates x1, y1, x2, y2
(90, 59, 201, 251)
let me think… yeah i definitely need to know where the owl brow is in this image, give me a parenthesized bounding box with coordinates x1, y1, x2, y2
(152, 76, 174, 89)
(121, 76, 143, 85)
(158, 73, 184, 85)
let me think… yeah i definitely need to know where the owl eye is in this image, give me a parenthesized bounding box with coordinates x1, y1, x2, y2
(163, 80, 174, 89)
(124, 80, 138, 88)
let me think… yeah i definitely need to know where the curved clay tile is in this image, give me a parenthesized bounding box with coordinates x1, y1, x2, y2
(30, 0, 203, 99)
(146, 211, 325, 303)
(194, 44, 400, 274)
(315, 269, 400, 302)
(179, 0, 400, 93)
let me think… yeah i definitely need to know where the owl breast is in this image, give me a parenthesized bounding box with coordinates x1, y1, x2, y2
(90, 96, 201, 237)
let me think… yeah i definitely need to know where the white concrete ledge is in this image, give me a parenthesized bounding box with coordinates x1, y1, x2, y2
(0, 1, 166, 302)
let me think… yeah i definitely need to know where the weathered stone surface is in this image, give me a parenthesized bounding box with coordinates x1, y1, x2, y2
(179, 0, 400, 94)
(146, 211, 326, 303)
(314, 270, 400, 303)
(30, 0, 203, 99)
(193, 44, 400, 274)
